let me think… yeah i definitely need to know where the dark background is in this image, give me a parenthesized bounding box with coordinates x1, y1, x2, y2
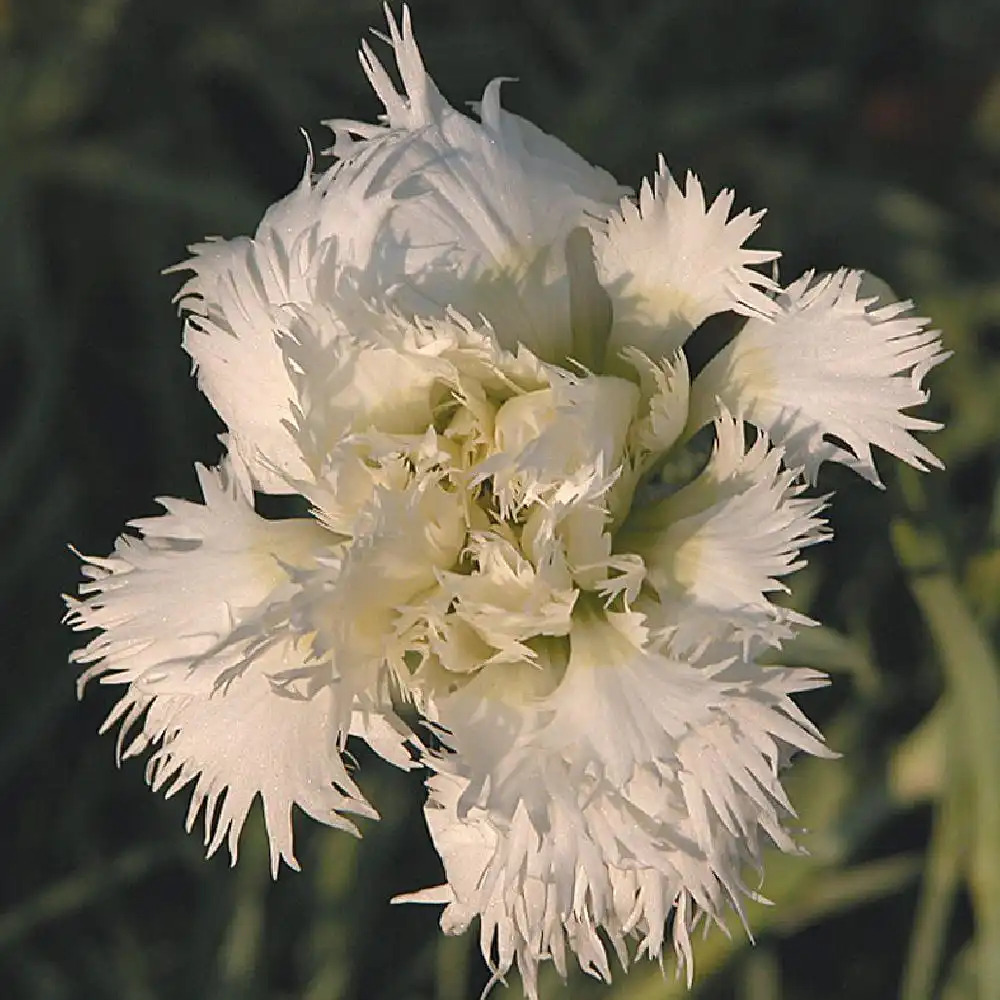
(3, 0, 1000, 997)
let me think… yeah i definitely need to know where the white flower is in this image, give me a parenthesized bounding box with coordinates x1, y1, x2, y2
(68, 6, 947, 997)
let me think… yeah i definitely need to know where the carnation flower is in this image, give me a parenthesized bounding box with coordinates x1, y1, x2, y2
(66, 6, 948, 996)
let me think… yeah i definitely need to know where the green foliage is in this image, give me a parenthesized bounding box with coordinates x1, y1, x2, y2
(4, 0, 1000, 997)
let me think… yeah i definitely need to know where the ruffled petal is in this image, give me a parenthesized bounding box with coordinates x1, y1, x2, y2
(316, 6, 625, 363)
(593, 157, 779, 362)
(624, 347, 690, 460)
(688, 269, 949, 485)
(140, 644, 375, 877)
(287, 461, 469, 678)
(481, 372, 640, 516)
(620, 410, 829, 654)
(171, 168, 322, 492)
(401, 606, 832, 997)
(432, 533, 577, 669)
(65, 459, 388, 873)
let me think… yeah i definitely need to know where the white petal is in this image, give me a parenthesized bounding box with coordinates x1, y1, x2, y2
(142, 645, 375, 877)
(623, 347, 691, 459)
(171, 167, 322, 492)
(316, 7, 624, 363)
(288, 464, 468, 677)
(593, 158, 779, 362)
(621, 411, 829, 653)
(279, 306, 553, 519)
(66, 459, 386, 872)
(68, 458, 323, 689)
(541, 501, 646, 603)
(482, 372, 640, 516)
(280, 306, 450, 475)
(433, 532, 577, 667)
(402, 607, 832, 995)
(688, 269, 949, 485)
(539, 608, 722, 785)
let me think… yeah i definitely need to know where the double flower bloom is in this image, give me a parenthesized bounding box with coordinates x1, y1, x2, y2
(66, 8, 946, 997)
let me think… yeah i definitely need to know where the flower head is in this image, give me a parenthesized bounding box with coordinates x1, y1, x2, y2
(67, 6, 946, 996)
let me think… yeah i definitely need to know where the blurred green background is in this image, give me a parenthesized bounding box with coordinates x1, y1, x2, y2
(3, 0, 1000, 997)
